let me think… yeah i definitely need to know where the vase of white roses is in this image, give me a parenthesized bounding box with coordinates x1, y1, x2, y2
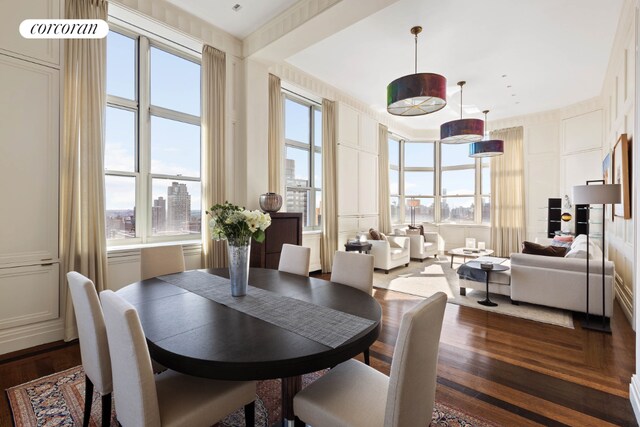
(207, 202, 271, 296)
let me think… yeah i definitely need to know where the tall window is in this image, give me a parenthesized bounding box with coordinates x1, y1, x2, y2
(284, 94, 322, 229)
(440, 143, 475, 223)
(105, 29, 202, 244)
(389, 139, 490, 225)
(404, 141, 435, 223)
(389, 137, 400, 224)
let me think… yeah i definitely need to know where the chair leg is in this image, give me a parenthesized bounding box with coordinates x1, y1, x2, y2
(364, 348, 370, 365)
(101, 393, 112, 427)
(83, 375, 94, 427)
(244, 401, 255, 427)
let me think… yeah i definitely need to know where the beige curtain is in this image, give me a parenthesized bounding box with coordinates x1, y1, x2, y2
(490, 126, 526, 257)
(378, 124, 392, 234)
(60, 0, 108, 341)
(321, 99, 338, 273)
(201, 45, 227, 268)
(268, 74, 284, 193)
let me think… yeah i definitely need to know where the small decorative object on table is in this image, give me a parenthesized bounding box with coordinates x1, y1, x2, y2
(477, 241, 486, 250)
(465, 237, 476, 249)
(258, 192, 283, 213)
(207, 202, 271, 296)
(480, 262, 494, 271)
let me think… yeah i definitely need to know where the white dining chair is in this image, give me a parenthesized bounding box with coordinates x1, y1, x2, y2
(100, 290, 257, 427)
(330, 251, 375, 364)
(141, 245, 186, 280)
(278, 244, 311, 276)
(66, 272, 113, 427)
(294, 292, 447, 427)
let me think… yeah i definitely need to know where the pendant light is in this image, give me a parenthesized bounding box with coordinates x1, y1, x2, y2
(469, 110, 504, 157)
(387, 26, 447, 116)
(440, 81, 484, 143)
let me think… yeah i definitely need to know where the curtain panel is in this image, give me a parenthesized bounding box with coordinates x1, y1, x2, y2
(378, 124, 392, 234)
(320, 99, 338, 273)
(60, 0, 108, 341)
(490, 126, 526, 257)
(268, 74, 284, 194)
(201, 45, 227, 268)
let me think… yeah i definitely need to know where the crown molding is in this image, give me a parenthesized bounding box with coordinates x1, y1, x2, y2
(109, 0, 242, 57)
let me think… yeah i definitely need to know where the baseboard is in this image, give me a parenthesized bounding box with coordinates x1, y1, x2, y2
(629, 375, 640, 424)
(0, 318, 64, 356)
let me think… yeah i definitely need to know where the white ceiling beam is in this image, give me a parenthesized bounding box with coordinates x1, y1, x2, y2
(243, 0, 400, 61)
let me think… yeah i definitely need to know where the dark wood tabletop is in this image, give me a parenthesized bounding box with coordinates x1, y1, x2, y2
(116, 268, 382, 381)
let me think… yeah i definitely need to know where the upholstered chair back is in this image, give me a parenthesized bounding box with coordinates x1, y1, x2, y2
(278, 244, 311, 276)
(330, 251, 374, 294)
(101, 290, 161, 427)
(67, 272, 112, 395)
(140, 245, 185, 280)
(384, 292, 447, 427)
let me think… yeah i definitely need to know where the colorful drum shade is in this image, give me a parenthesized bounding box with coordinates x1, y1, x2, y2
(440, 81, 484, 143)
(469, 139, 504, 157)
(387, 26, 447, 116)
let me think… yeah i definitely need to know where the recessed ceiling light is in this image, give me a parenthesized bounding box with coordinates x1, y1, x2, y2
(507, 85, 512, 88)
(511, 94, 516, 97)
(501, 74, 507, 78)
(232, 3, 242, 12)
(516, 101, 520, 104)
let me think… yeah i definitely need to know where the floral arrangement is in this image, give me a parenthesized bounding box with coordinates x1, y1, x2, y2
(206, 202, 271, 246)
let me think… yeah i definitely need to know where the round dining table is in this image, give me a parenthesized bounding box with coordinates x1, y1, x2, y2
(117, 268, 382, 426)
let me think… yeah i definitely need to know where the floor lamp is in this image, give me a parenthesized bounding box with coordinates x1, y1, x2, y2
(572, 180, 621, 333)
(407, 198, 420, 227)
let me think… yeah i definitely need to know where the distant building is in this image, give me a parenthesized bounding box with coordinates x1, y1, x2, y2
(284, 158, 309, 218)
(167, 182, 191, 232)
(152, 196, 166, 233)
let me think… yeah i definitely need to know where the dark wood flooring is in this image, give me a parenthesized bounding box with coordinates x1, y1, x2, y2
(0, 284, 636, 426)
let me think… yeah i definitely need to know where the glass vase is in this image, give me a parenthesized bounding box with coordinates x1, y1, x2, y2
(227, 239, 250, 297)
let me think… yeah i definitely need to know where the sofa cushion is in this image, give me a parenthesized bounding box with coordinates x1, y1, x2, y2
(390, 248, 406, 260)
(565, 238, 602, 260)
(389, 239, 403, 249)
(522, 241, 567, 257)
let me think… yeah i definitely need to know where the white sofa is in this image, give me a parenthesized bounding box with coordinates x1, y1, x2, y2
(368, 236, 410, 274)
(510, 252, 614, 317)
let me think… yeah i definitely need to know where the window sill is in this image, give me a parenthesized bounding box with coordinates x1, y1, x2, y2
(107, 239, 202, 255)
(303, 230, 322, 235)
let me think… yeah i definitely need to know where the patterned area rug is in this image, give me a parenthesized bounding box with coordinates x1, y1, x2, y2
(373, 259, 574, 328)
(7, 366, 496, 426)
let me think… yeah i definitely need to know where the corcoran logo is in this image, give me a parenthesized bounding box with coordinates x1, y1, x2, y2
(19, 19, 109, 39)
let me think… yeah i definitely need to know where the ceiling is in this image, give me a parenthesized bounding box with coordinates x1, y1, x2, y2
(286, 0, 624, 131)
(165, 0, 299, 39)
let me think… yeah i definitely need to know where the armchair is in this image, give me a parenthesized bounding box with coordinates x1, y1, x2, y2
(368, 236, 410, 274)
(408, 232, 439, 261)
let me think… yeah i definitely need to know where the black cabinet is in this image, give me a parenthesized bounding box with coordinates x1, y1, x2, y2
(575, 204, 589, 236)
(250, 212, 303, 269)
(547, 198, 562, 238)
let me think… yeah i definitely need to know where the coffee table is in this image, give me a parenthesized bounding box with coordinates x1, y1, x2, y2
(449, 247, 494, 268)
(464, 260, 510, 306)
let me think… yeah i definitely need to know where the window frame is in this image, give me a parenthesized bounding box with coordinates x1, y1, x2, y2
(390, 138, 490, 226)
(283, 92, 323, 230)
(105, 25, 202, 246)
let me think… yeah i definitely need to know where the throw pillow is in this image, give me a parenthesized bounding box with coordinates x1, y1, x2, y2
(522, 241, 567, 257)
(369, 228, 382, 240)
(393, 228, 407, 236)
(406, 229, 420, 236)
(389, 239, 402, 249)
(379, 232, 387, 241)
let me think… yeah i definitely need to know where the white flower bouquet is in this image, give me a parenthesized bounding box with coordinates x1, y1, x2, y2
(206, 202, 271, 246)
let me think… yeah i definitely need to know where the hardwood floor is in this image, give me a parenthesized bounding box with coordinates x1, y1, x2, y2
(1, 286, 636, 426)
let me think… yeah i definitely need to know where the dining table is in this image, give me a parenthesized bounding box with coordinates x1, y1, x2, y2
(116, 267, 382, 426)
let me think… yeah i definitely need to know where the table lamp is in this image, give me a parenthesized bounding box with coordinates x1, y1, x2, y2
(572, 180, 621, 333)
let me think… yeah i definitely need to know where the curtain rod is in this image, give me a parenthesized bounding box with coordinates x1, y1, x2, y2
(282, 87, 321, 106)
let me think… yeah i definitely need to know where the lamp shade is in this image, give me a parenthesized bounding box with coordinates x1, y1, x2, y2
(572, 184, 621, 204)
(387, 73, 447, 116)
(469, 139, 504, 158)
(407, 198, 421, 207)
(440, 118, 484, 143)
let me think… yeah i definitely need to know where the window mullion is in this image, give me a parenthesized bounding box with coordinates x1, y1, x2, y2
(138, 35, 151, 243)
